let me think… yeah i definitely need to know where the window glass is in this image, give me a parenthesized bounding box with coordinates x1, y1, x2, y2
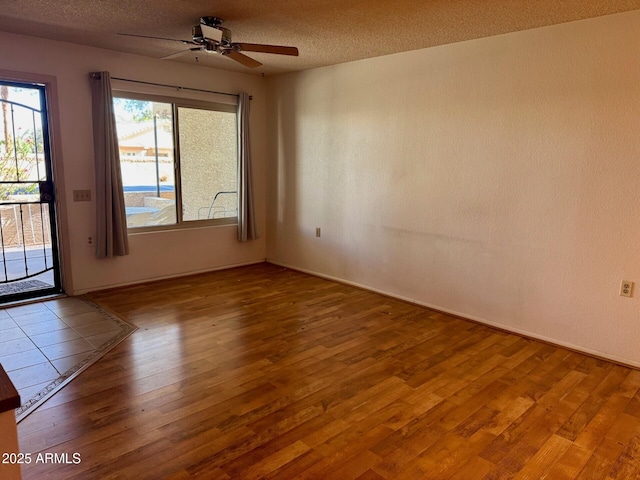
(114, 98, 176, 228)
(113, 95, 237, 230)
(178, 107, 237, 222)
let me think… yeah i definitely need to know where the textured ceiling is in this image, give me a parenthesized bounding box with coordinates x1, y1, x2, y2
(1, 0, 640, 76)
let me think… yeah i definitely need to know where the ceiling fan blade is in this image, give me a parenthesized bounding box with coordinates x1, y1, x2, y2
(223, 50, 262, 68)
(162, 47, 202, 60)
(118, 33, 194, 44)
(235, 43, 299, 56)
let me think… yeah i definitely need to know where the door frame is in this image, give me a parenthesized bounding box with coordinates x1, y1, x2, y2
(0, 69, 72, 300)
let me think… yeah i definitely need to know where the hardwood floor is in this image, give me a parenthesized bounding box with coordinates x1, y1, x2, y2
(16, 263, 640, 479)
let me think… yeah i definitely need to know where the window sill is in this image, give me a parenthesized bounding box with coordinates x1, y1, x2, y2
(127, 218, 237, 235)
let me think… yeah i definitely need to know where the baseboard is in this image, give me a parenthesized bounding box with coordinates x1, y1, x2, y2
(71, 259, 266, 295)
(267, 260, 640, 370)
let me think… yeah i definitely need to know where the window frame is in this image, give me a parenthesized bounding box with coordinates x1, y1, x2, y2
(113, 90, 238, 233)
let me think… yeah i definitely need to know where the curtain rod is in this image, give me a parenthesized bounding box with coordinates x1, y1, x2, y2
(90, 73, 251, 99)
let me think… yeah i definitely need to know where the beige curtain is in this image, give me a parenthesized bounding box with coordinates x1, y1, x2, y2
(89, 71, 129, 257)
(237, 92, 258, 242)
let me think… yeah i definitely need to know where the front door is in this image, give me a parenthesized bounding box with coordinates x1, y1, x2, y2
(0, 80, 62, 302)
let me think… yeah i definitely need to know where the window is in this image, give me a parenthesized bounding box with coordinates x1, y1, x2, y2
(113, 93, 238, 230)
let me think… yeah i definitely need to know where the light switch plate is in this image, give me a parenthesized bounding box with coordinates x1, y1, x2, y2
(73, 190, 91, 202)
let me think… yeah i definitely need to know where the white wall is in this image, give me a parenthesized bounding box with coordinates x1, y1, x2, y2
(267, 10, 640, 366)
(0, 32, 267, 294)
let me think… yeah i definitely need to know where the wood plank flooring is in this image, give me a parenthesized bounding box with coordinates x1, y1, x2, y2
(16, 263, 640, 479)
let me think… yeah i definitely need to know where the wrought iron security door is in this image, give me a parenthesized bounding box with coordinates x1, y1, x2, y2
(0, 81, 61, 302)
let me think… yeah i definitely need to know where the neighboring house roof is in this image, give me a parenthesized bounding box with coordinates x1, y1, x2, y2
(117, 120, 174, 150)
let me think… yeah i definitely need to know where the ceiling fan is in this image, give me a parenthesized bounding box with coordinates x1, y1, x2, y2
(119, 16, 299, 68)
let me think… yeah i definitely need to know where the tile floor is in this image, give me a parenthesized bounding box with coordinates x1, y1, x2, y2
(0, 297, 125, 408)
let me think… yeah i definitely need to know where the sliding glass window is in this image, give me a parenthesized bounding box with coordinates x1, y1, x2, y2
(112, 93, 237, 230)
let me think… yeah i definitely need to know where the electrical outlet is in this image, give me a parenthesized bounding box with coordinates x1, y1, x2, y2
(87, 236, 94, 248)
(620, 280, 633, 297)
(316, 227, 321, 238)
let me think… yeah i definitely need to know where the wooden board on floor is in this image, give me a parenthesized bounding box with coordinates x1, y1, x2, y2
(16, 263, 640, 479)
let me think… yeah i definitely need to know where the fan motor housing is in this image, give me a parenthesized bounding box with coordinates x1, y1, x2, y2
(219, 28, 232, 44)
(200, 16, 223, 27)
(192, 25, 204, 43)
(192, 24, 231, 45)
